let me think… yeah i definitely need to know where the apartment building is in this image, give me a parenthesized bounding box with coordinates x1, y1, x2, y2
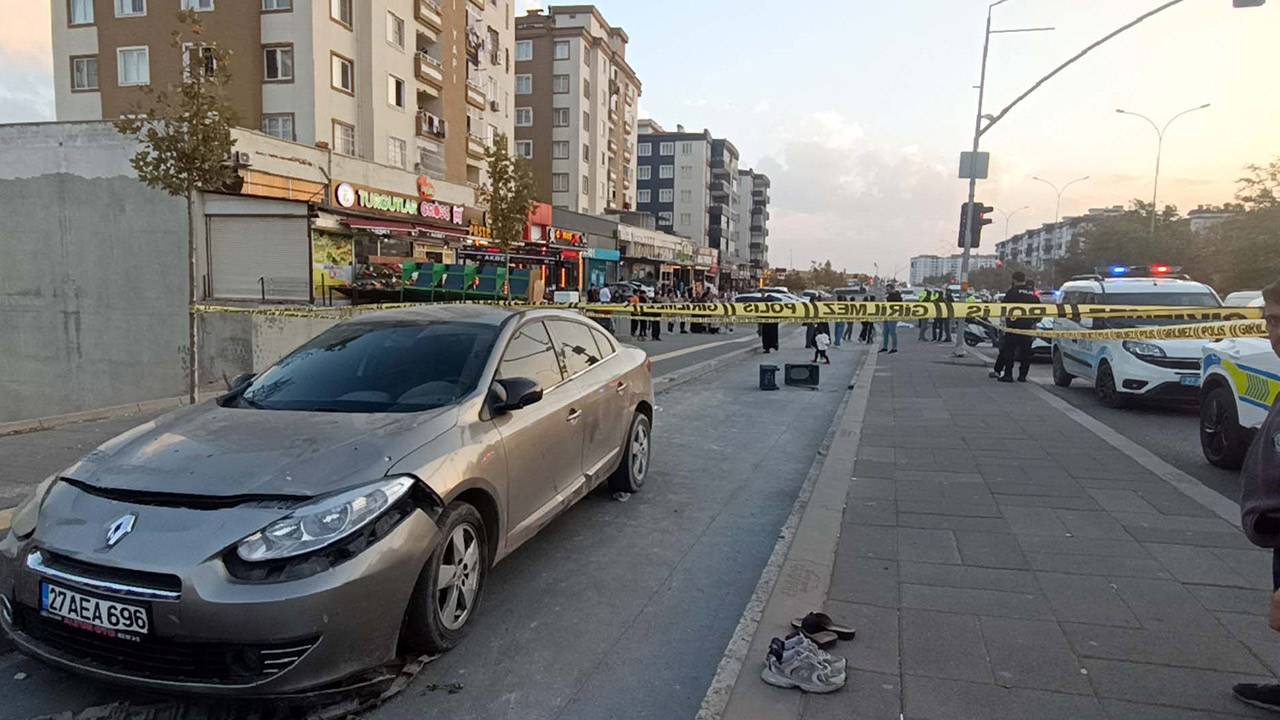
(909, 253, 999, 286)
(635, 120, 712, 244)
(994, 206, 1127, 269)
(50, 0, 514, 187)
(513, 5, 641, 215)
(707, 138, 738, 254)
(741, 170, 771, 281)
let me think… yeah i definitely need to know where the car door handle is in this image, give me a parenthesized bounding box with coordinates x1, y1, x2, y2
(567, 408, 583, 422)
(615, 381, 628, 394)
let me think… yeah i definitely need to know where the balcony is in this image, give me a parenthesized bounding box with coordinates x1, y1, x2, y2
(416, 53, 444, 90)
(607, 137, 618, 154)
(467, 0, 483, 8)
(709, 180, 729, 200)
(415, 0, 443, 33)
(467, 133, 488, 159)
(465, 76, 486, 109)
(416, 111, 446, 140)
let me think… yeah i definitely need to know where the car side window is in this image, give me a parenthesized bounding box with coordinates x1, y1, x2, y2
(547, 320, 604, 377)
(498, 321, 564, 390)
(591, 327, 615, 357)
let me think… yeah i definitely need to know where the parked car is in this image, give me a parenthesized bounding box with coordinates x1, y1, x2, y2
(1224, 290, 1263, 307)
(1200, 297, 1278, 468)
(1, 305, 654, 696)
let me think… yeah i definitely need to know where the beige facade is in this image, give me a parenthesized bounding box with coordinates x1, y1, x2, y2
(49, 0, 514, 188)
(514, 5, 640, 215)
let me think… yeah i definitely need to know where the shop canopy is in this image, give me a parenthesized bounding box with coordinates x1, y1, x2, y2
(342, 217, 471, 239)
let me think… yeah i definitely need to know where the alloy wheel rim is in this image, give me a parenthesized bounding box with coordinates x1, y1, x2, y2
(436, 524, 480, 631)
(1203, 397, 1227, 455)
(631, 422, 649, 483)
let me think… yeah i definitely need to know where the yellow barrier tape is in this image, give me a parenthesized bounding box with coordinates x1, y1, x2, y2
(1000, 319, 1267, 341)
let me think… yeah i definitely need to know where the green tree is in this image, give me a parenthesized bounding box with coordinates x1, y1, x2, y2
(1236, 157, 1280, 211)
(1054, 200, 1193, 281)
(114, 10, 239, 403)
(478, 134, 536, 298)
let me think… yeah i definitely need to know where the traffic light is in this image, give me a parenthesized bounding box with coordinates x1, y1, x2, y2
(957, 202, 994, 248)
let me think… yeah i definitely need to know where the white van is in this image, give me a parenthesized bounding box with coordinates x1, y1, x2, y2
(1199, 297, 1280, 468)
(1051, 269, 1225, 408)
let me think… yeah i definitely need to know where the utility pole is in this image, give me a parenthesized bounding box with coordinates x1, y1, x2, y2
(998, 205, 1030, 241)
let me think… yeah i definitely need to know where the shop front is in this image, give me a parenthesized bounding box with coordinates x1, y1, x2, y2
(617, 224, 691, 291)
(586, 247, 622, 288)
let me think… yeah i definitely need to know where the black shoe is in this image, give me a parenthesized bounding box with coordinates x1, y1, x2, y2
(997, 376, 1014, 383)
(889, 349, 898, 354)
(1017, 377, 1028, 383)
(1234, 683, 1280, 712)
(988, 371, 1000, 379)
(878, 348, 888, 353)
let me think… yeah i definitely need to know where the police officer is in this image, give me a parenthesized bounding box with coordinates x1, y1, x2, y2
(1234, 279, 1280, 712)
(990, 272, 1039, 382)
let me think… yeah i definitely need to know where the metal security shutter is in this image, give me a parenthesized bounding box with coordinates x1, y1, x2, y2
(208, 216, 309, 301)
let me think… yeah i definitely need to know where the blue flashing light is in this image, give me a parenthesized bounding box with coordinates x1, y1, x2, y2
(1109, 265, 1129, 276)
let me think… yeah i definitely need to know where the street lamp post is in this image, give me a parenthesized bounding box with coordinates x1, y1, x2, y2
(1115, 104, 1211, 235)
(998, 205, 1031, 241)
(1031, 175, 1088, 287)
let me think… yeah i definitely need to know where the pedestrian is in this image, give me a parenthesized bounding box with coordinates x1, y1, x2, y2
(637, 289, 650, 340)
(595, 284, 614, 334)
(813, 326, 831, 365)
(833, 318, 845, 348)
(859, 294, 873, 343)
(880, 283, 901, 354)
(844, 315, 855, 342)
(939, 289, 955, 343)
(1233, 279, 1280, 712)
(759, 320, 779, 354)
(989, 272, 1039, 382)
(919, 288, 933, 341)
(650, 289, 663, 341)
(629, 290, 642, 339)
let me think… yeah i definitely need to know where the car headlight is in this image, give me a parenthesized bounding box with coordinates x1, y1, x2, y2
(11, 476, 56, 539)
(1123, 340, 1167, 358)
(236, 476, 415, 562)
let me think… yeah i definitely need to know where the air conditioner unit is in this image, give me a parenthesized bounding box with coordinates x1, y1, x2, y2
(489, 100, 500, 112)
(233, 151, 252, 166)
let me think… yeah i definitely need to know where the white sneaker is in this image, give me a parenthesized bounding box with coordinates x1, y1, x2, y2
(761, 638, 846, 693)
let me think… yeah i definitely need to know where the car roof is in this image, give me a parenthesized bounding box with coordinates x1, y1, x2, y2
(339, 304, 591, 327)
(1059, 277, 1214, 292)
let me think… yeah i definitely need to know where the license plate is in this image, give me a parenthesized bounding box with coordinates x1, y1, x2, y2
(1181, 376, 1202, 387)
(40, 582, 149, 638)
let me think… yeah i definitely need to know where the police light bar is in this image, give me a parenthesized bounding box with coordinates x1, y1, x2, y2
(1096, 264, 1183, 277)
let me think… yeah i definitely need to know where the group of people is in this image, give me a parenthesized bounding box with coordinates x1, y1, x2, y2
(583, 282, 731, 342)
(917, 287, 957, 343)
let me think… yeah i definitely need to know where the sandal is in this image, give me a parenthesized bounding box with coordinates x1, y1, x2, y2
(792, 612, 857, 641)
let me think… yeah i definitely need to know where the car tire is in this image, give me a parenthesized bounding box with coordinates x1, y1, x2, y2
(1200, 384, 1250, 470)
(401, 501, 488, 654)
(1095, 361, 1128, 409)
(965, 334, 980, 347)
(1052, 350, 1074, 388)
(608, 412, 651, 494)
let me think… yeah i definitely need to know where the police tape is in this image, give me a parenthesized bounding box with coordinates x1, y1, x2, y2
(999, 319, 1267, 341)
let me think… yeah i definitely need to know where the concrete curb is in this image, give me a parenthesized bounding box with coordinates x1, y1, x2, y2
(698, 349, 877, 720)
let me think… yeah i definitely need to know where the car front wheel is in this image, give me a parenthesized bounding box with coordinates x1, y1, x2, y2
(1052, 350, 1074, 388)
(1200, 384, 1250, 470)
(609, 412, 651, 494)
(402, 501, 488, 654)
(1095, 362, 1128, 409)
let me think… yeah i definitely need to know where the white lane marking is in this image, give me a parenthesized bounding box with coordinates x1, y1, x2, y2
(646, 335, 758, 364)
(971, 349, 1241, 525)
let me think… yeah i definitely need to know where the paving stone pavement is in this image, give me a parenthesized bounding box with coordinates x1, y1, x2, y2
(803, 336, 1280, 720)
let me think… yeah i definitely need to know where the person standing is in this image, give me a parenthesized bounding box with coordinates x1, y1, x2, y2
(1233, 280, 1280, 712)
(650, 289, 663, 341)
(759, 320, 780, 354)
(989, 272, 1039, 382)
(813, 326, 831, 364)
(637, 289, 650, 340)
(833, 318, 846, 348)
(880, 283, 902, 354)
(859, 294, 876, 344)
(596, 284, 614, 334)
(919, 287, 932, 342)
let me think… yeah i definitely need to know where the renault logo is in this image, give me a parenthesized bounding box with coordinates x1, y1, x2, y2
(105, 514, 137, 548)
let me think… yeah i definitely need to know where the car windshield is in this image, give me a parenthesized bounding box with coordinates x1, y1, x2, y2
(238, 320, 499, 413)
(1100, 291, 1222, 328)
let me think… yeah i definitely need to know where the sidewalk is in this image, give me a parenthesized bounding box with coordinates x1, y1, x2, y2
(719, 333, 1280, 719)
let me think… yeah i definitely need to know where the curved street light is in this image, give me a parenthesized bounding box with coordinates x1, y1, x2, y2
(1115, 103, 1211, 234)
(997, 205, 1031, 241)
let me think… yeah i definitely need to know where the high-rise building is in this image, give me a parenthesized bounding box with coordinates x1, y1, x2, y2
(50, 0, 513, 187)
(741, 170, 771, 282)
(909, 253, 999, 286)
(707, 138, 739, 254)
(513, 5, 641, 214)
(635, 121, 712, 244)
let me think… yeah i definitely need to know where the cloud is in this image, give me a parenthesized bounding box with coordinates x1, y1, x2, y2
(0, 56, 54, 124)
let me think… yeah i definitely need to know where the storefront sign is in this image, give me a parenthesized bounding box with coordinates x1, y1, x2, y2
(333, 182, 465, 226)
(552, 228, 585, 246)
(585, 248, 621, 262)
(470, 223, 493, 239)
(617, 224, 692, 262)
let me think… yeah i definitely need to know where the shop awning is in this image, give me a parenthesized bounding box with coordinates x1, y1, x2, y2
(412, 222, 470, 238)
(342, 218, 418, 233)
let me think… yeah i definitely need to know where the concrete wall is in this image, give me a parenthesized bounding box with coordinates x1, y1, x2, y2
(0, 122, 188, 422)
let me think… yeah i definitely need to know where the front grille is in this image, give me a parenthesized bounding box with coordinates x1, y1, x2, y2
(15, 607, 316, 685)
(41, 551, 182, 594)
(1139, 357, 1200, 371)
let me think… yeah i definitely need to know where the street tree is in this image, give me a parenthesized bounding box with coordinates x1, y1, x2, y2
(1236, 157, 1280, 210)
(478, 134, 537, 299)
(114, 10, 239, 404)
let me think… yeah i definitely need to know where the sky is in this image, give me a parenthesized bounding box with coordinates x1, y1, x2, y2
(4, 1, 1278, 278)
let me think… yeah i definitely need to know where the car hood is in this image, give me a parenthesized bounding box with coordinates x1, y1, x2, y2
(62, 402, 459, 499)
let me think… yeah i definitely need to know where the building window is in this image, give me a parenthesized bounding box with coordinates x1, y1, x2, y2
(515, 74, 532, 94)
(181, 43, 217, 79)
(333, 121, 356, 156)
(659, 165, 674, 179)
(582, 110, 590, 129)
(583, 78, 590, 98)
(515, 40, 532, 61)
(387, 136, 407, 168)
(637, 189, 650, 204)
(680, 165, 692, 179)
(659, 189, 673, 203)
(261, 0, 291, 9)
(551, 141, 570, 159)
(658, 211, 672, 225)
(387, 75, 406, 109)
(553, 108, 569, 127)
(638, 142, 651, 157)
(331, 53, 354, 94)
(581, 175, 589, 195)
(552, 74, 569, 94)
(553, 173, 569, 192)
(515, 107, 533, 127)
(387, 12, 405, 49)
(581, 143, 591, 161)
(182, 0, 213, 10)
(515, 140, 533, 159)
(680, 212, 692, 226)
(659, 142, 674, 155)
(70, 56, 98, 91)
(680, 142, 693, 155)
(116, 46, 150, 86)
(680, 189, 692, 202)
(330, 0, 352, 28)
(263, 45, 293, 82)
(553, 40, 570, 60)
(69, 0, 94, 25)
(261, 113, 294, 141)
(637, 165, 651, 180)
(115, 0, 145, 17)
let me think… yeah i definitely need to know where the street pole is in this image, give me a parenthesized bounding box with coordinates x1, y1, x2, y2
(1031, 175, 1088, 284)
(998, 205, 1030, 241)
(1116, 104, 1210, 235)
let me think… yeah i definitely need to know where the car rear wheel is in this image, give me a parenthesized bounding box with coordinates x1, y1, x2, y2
(401, 501, 488, 654)
(608, 412, 651, 494)
(1052, 349, 1074, 388)
(1095, 362, 1128, 409)
(1200, 384, 1250, 470)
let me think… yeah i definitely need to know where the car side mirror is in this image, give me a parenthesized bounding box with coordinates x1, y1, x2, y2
(489, 377, 543, 415)
(227, 372, 256, 393)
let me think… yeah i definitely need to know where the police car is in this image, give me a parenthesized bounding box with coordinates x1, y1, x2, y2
(1200, 297, 1280, 468)
(1051, 266, 1224, 408)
